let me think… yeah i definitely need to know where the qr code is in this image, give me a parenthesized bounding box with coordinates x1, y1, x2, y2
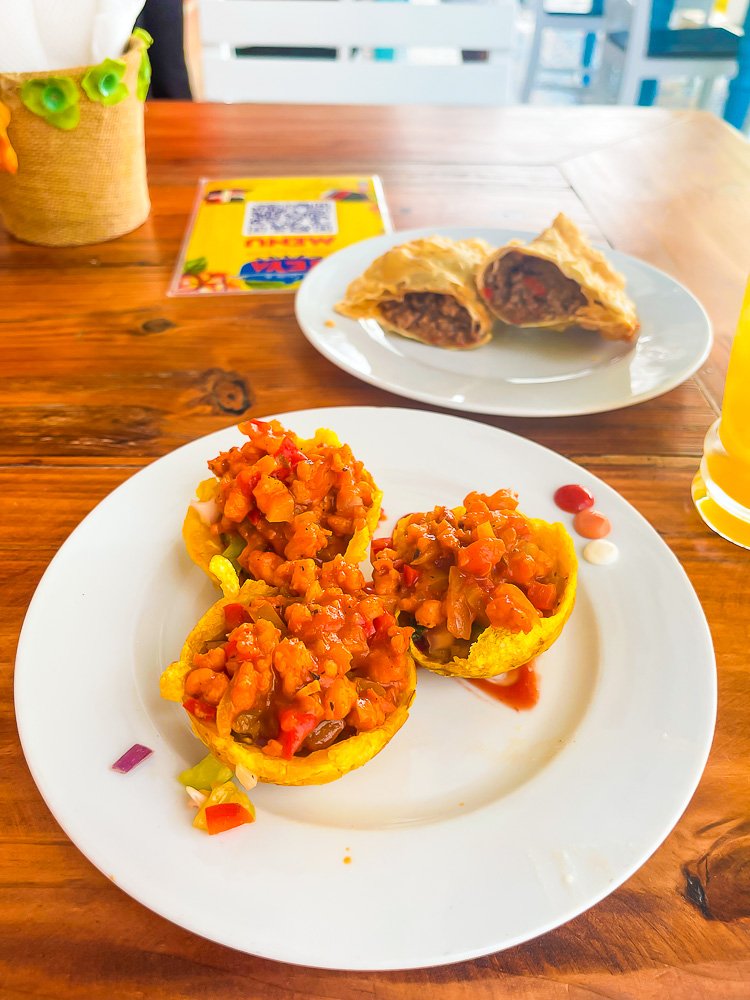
(242, 201, 338, 236)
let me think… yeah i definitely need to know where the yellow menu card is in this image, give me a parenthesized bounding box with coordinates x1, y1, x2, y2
(170, 175, 390, 295)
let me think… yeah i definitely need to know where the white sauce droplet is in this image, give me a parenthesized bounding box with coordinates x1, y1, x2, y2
(583, 539, 619, 565)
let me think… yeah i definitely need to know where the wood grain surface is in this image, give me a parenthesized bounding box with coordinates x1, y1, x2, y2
(2, 103, 749, 1000)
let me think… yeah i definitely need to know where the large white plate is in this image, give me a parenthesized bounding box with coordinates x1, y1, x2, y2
(15, 407, 715, 970)
(295, 228, 712, 417)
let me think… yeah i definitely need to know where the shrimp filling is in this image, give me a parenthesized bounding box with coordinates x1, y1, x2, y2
(206, 418, 378, 573)
(182, 557, 414, 758)
(370, 491, 564, 663)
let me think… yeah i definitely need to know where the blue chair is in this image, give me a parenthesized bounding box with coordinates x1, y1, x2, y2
(601, 0, 741, 110)
(521, 0, 606, 101)
(722, 1, 750, 129)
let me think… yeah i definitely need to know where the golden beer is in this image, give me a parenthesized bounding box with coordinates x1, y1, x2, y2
(692, 279, 750, 548)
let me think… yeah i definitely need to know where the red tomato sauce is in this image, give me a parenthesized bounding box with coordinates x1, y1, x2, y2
(553, 484, 594, 514)
(468, 662, 539, 710)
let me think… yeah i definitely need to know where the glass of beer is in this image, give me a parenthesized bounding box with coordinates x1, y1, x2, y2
(692, 278, 750, 549)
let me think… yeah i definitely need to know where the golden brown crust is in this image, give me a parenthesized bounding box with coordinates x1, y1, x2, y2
(182, 478, 225, 580)
(335, 236, 494, 349)
(477, 214, 640, 343)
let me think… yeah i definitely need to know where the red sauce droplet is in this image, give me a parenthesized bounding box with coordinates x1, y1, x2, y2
(573, 509, 611, 539)
(554, 484, 594, 514)
(469, 662, 539, 711)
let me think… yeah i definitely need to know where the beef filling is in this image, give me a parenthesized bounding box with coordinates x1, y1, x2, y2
(485, 252, 586, 325)
(379, 292, 481, 347)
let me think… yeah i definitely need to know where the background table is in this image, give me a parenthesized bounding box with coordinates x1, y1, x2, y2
(3, 104, 750, 999)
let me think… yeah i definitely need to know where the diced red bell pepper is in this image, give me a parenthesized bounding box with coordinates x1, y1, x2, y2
(354, 612, 376, 639)
(224, 603, 252, 630)
(277, 709, 319, 759)
(371, 537, 392, 553)
(277, 436, 307, 468)
(522, 275, 547, 298)
(183, 697, 217, 722)
(402, 564, 420, 587)
(373, 612, 396, 637)
(205, 802, 254, 835)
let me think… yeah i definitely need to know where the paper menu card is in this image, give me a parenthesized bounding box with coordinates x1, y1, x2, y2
(169, 175, 390, 296)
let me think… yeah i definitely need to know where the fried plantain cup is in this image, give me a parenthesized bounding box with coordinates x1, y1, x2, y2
(370, 490, 577, 679)
(160, 560, 417, 786)
(183, 418, 383, 589)
(336, 236, 494, 349)
(476, 213, 639, 343)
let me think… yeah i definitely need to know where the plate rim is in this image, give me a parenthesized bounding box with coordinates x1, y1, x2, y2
(14, 405, 717, 970)
(295, 227, 713, 418)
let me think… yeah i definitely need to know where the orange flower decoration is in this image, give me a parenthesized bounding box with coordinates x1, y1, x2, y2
(0, 102, 18, 174)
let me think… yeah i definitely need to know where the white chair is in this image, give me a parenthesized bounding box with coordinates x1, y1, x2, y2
(521, 0, 606, 101)
(598, 0, 740, 106)
(198, 0, 517, 104)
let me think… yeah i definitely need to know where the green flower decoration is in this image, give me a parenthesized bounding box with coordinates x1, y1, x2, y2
(20, 76, 80, 130)
(81, 58, 128, 106)
(136, 50, 152, 101)
(133, 27, 154, 48)
(133, 28, 154, 101)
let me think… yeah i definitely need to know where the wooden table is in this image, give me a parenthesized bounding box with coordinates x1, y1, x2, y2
(3, 104, 750, 999)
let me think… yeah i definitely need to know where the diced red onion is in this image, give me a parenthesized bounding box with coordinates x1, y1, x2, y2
(190, 497, 220, 525)
(111, 743, 153, 773)
(235, 764, 258, 790)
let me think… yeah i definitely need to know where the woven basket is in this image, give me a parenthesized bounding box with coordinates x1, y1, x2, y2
(0, 35, 150, 247)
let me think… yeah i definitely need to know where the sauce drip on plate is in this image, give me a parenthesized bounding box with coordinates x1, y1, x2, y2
(469, 662, 539, 710)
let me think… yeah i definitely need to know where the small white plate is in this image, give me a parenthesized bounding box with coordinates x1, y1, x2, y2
(15, 407, 716, 970)
(295, 228, 712, 417)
